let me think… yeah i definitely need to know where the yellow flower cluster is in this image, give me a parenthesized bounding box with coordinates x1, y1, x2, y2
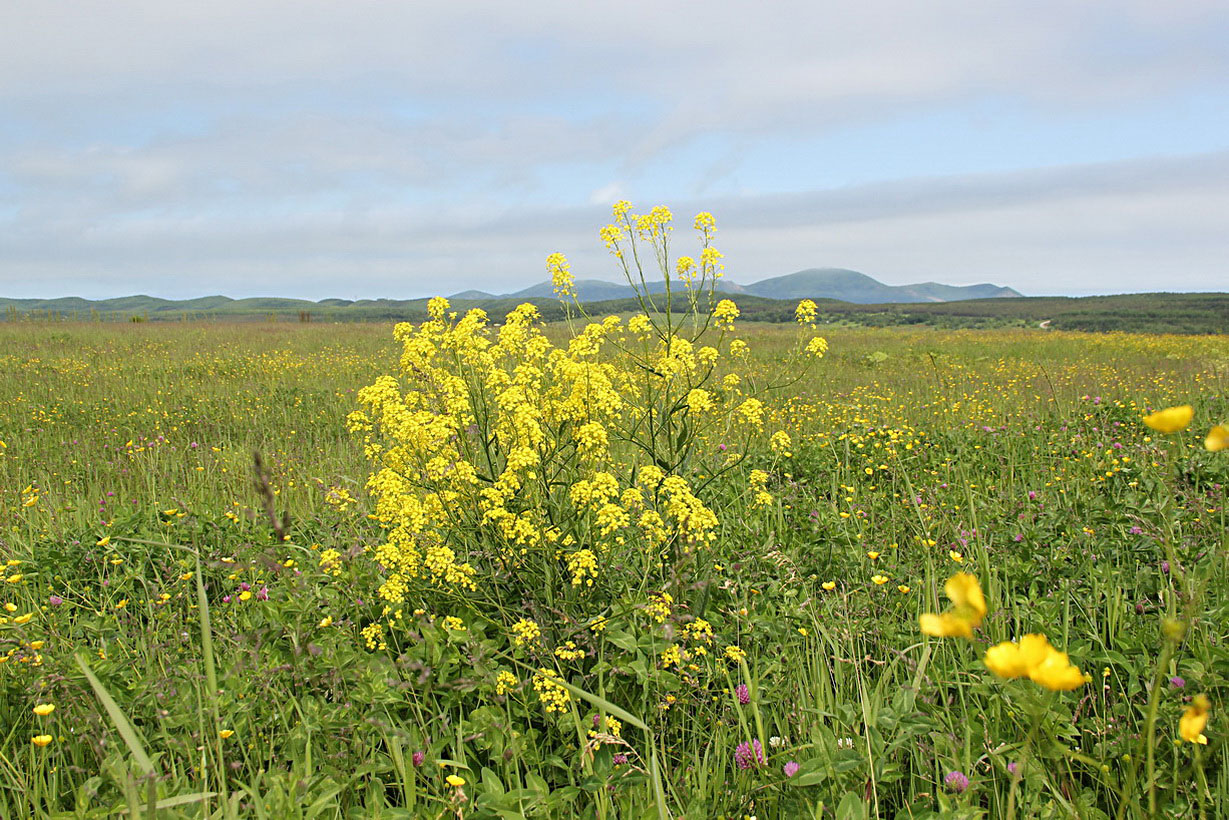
(495, 670, 518, 695)
(511, 618, 541, 647)
(566, 549, 598, 587)
(532, 668, 572, 713)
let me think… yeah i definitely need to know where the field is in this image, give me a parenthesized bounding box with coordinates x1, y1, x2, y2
(1, 314, 1227, 819)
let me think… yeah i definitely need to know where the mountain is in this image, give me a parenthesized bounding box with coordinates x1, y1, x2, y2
(470, 268, 1020, 304)
(741, 268, 1022, 304)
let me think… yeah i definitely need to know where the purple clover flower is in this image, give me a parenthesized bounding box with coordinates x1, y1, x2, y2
(734, 739, 764, 770)
(783, 760, 800, 777)
(944, 770, 970, 793)
(736, 684, 750, 705)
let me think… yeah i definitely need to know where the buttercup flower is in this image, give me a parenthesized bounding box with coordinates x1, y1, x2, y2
(1206, 425, 1228, 452)
(1142, 405, 1193, 433)
(919, 573, 987, 639)
(1179, 694, 1211, 744)
(983, 633, 1085, 691)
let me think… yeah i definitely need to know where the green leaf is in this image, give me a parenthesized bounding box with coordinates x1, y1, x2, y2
(74, 654, 156, 777)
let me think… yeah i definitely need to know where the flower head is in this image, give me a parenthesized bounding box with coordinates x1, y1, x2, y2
(983, 633, 1085, 691)
(734, 739, 764, 770)
(1179, 694, 1211, 744)
(783, 760, 800, 777)
(32, 704, 54, 717)
(944, 770, 970, 793)
(1206, 425, 1229, 452)
(919, 572, 987, 639)
(735, 684, 750, 705)
(1142, 405, 1193, 434)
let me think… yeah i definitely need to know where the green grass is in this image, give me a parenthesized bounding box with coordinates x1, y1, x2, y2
(4, 290, 1227, 334)
(0, 320, 1226, 818)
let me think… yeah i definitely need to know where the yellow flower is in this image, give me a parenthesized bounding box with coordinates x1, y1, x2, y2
(897, 585, 910, 594)
(983, 633, 1085, 691)
(1179, 694, 1211, 744)
(871, 574, 889, 585)
(1142, 405, 1193, 434)
(948, 550, 963, 563)
(866, 551, 880, 560)
(919, 572, 987, 639)
(318, 616, 333, 628)
(96, 536, 110, 547)
(821, 581, 836, 591)
(446, 774, 466, 788)
(32, 703, 55, 716)
(1206, 425, 1229, 452)
(31, 734, 53, 747)
(219, 729, 235, 739)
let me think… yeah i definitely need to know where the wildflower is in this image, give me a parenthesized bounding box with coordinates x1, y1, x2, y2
(783, 760, 800, 777)
(724, 645, 746, 663)
(547, 253, 575, 299)
(495, 670, 517, 695)
(866, 551, 880, 560)
(48, 596, 63, 606)
(944, 771, 970, 793)
(612, 753, 628, 765)
(871, 574, 889, 585)
(897, 585, 911, 594)
(1170, 676, 1186, 689)
(531, 668, 571, 713)
(32, 735, 53, 747)
(1179, 694, 1211, 744)
(412, 750, 425, 766)
(96, 536, 110, 547)
(219, 729, 234, 739)
(32, 704, 54, 716)
(734, 739, 764, 770)
(511, 618, 541, 647)
(1142, 405, 1193, 433)
(821, 581, 836, 591)
(318, 616, 333, 628)
(919, 572, 987, 639)
(983, 633, 1085, 691)
(735, 684, 750, 705)
(446, 774, 466, 788)
(1206, 425, 1228, 452)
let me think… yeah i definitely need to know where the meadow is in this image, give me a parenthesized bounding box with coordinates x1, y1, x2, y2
(1, 216, 1227, 819)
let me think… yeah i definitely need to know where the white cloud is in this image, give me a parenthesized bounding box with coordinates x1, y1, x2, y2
(3, 152, 1225, 299)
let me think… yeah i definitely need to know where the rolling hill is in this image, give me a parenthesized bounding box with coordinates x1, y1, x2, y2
(467, 268, 1021, 304)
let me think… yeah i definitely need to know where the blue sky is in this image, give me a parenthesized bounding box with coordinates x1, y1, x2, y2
(1, 1, 1227, 300)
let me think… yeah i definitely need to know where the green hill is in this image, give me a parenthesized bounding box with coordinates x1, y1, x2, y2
(2, 291, 1225, 334)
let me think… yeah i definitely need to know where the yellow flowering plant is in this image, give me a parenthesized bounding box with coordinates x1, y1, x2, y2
(348, 203, 828, 719)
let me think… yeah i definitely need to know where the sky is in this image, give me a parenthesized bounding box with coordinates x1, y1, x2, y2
(1, 1, 1227, 301)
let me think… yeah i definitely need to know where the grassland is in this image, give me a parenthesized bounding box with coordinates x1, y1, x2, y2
(0, 318, 1226, 818)
(4, 290, 1228, 334)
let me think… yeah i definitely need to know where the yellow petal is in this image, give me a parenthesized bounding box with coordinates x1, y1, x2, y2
(920, 612, 973, 639)
(1028, 650, 1086, 691)
(1206, 425, 1229, 452)
(1142, 405, 1193, 434)
(945, 572, 987, 624)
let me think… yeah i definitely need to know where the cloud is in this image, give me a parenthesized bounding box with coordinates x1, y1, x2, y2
(3, 151, 1225, 299)
(1, 1, 1227, 298)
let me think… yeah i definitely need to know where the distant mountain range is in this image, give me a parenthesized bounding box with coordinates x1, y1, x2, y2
(0, 268, 1021, 319)
(460, 268, 1022, 304)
